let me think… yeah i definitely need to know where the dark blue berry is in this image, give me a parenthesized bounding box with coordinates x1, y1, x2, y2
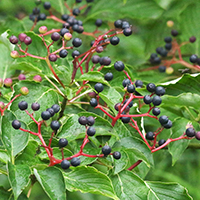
(104, 72, 113, 81)
(71, 157, 81, 167)
(94, 83, 104, 93)
(152, 95, 162, 106)
(50, 120, 60, 130)
(143, 95, 152, 104)
(113, 151, 121, 159)
(87, 116, 95, 126)
(186, 127, 196, 137)
(41, 111, 51, 120)
(114, 61, 124, 71)
(90, 98, 98, 107)
(146, 131, 154, 140)
(58, 138, 68, 148)
(102, 145, 111, 155)
(87, 127, 96, 136)
(61, 159, 70, 169)
(18, 101, 28, 110)
(12, 120, 21, 129)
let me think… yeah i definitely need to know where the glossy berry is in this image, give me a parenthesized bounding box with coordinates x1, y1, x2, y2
(123, 27, 132, 36)
(18, 74, 26, 81)
(146, 131, 154, 140)
(186, 127, 196, 137)
(127, 84, 135, 93)
(92, 55, 100, 64)
(60, 28, 69, 37)
(152, 95, 162, 106)
(146, 83, 156, 92)
(31, 102, 40, 111)
(87, 116, 95, 126)
(143, 95, 152, 104)
(4, 78, 13, 87)
(152, 107, 160, 116)
(59, 49, 68, 58)
(114, 61, 125, 71)
(122, 79, 131, 87)
(163, 120, 172, 129)
(155, 86, 165, 96)
(18, 33, 27, 42)
(72, 38, 82, 47)
(63, 22, 70, 28)
(189, 36, 196, 43)
(160, 48, 168, 57)
(121, 116, 130, 123)
(71, 157, 81, 167)
(90, 98, 98, 107)
(110, 36, 120, 45)
(64, 32, 72, 40)
(58, 138, 68, 148)
(95, 19, 102, 27)
(51, 104, 60, 113)
(12, 120, 21, 129)
(135, 80, 143, 88)
(159, 115, 168, 125)
(104, 72, 113, 81)
(9, 35, 18, 44)
(38, 13, 46, 21)
(189, 54, 198, 63)
(41, 111, 51, 120)
(122, 21, 130, 29)
(73, 8, 80, 16)
(153, 57, 161, 64)
(50, 120, 60, 131)
(113, 151, 121, 159)
(102, 145, 111, 156)
(195, 131, 200, 140)
(10, 50, 19, 59)
(159, 65, 166, 72)
(51, 32, 60, 41)
(61, 159, 70, 169)
(158, 139, 166, 146)
(99, 57, 111, 66)
(164, 36, 172, 43)
(72, 50, 80, 58)
(171, 30, 178, 37)
(46, 108, 55, 117)
(165, 43, 172, 50)
(114, 103, 121, 111)
(96, 46, 104, 53)
(78, 116, 87, 125)
(61, 14, 69, 21)
(24, 37, 32, 45)
(32, 7, 40, 14)
(114, 19, 122, 28)
(49, 54, 57, 62)
(18, 101, 28, 110)
(43, 2, 51, 10)
(87, 127, 96, 136)
(94, 83, 104, 93)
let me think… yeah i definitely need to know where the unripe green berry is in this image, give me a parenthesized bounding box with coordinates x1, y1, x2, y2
(10, 51, 19, 59)
(20, 87, 29, 95)
(0, 101, 5, 109)
(39, 26, 48, 34)
(4, 78, 12, 87)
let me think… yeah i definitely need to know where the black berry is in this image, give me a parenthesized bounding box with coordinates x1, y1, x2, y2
(58, 138, 68, 148)
(165, 43, 172, 50)
(152, 107, 160, 116)
(189, 36, 196, 43)
(114, 61, 125, 71)
(104, 72, 113, 81)
(158, 139, 166, 146)
(159, 65, 166, 72)
(135, 80, 143, 88)
(99, 57, 111, 66)
(92, 55, 100, 64)
(102, 145, 111, 156)
(61, 159, 70, 169)
(122, 79, 131, 88)
(152, 95, 162, 106)
(51, 104, 60, 113)
(95, 19, 102, 27)
(122, 21, 130, 29)
(114, 19, 122, 28)
(78, 116, 87, 125)
(164, 36, 172, 43)
(159, 115, 169, 125)
(186, 127, 196, 137)
(61, 14, 69, 21)
(123, 28, 132, 36)
(121, 116, 130, 123)
(127, 84, 135, 93)
(72, 50, 80, 58)
(87, 127, 96, 136)
(60, 28, 69, 37)
(189, 54, 198, 63)
(143, 95, 152, 104)
(87, 116, 95, 126)
(146, 83, 156, 92)
(12, 120, 21, 129)
(32, 7, 40, 14)
(163, 120, 172, 129)
(43, 2, 51, 10)
(90, 98, 98, 107)
(171, 30, 178, 37)
(50, 120, 60, 130)
(38, 13, 46, 21)
(110, 36, 120, 45)
(72, 38, 82, 47)
(18, 101, 28, 110)
(41, 111, 51, 120)
(146, 131, 154, 140)
(73, 8, 80, 16)
(113, 151, 121, 159)
(124, 99, 133, 107)
(114, 103, 121, 111)
(155, 86, 165, 96)
(59, 49, 68, 58)
(51, 32, 60, 41)
(94, 83, 104, 93)
(31, 102, 40, 111)
(71, 157, 81, 167)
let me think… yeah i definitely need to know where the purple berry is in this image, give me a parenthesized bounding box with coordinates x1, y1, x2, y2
(18, 74, 26, 80)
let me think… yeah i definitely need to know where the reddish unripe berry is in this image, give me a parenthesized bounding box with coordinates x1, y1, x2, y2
(18, 33, 27, 42)
(195, 131, 200, 140)
(10, 51, 19, 59)
(88, 91, 96, 98)
(24, 36, 32, 45)
(96, 46, 104, 53)
(39, 26, 48, 34)
(33, 75, 42, 82)
(9, 35, 18, 44)
(0, 101, 5, 109)
(4, 78, 12, 87)
(167, 20, 174, 27)
(49, 54, 57, 62)
(18, 74, 26, 80)
(64, 32, 72, 41)
(20, 87, 29, 95)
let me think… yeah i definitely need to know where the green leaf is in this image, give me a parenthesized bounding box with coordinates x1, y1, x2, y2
(9, 61, 42, 72)
(7, 162, 31, 200)
(0, 187, 11, 200)
(63, 166, 118, 200)
(146, 181, 192, 200)
(0, 149, 10, 163)
(0, 31, 15, 79)
(47, 0, 66, 14)
(1, 111, 29, 160)
(34, 167, 66, 200)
